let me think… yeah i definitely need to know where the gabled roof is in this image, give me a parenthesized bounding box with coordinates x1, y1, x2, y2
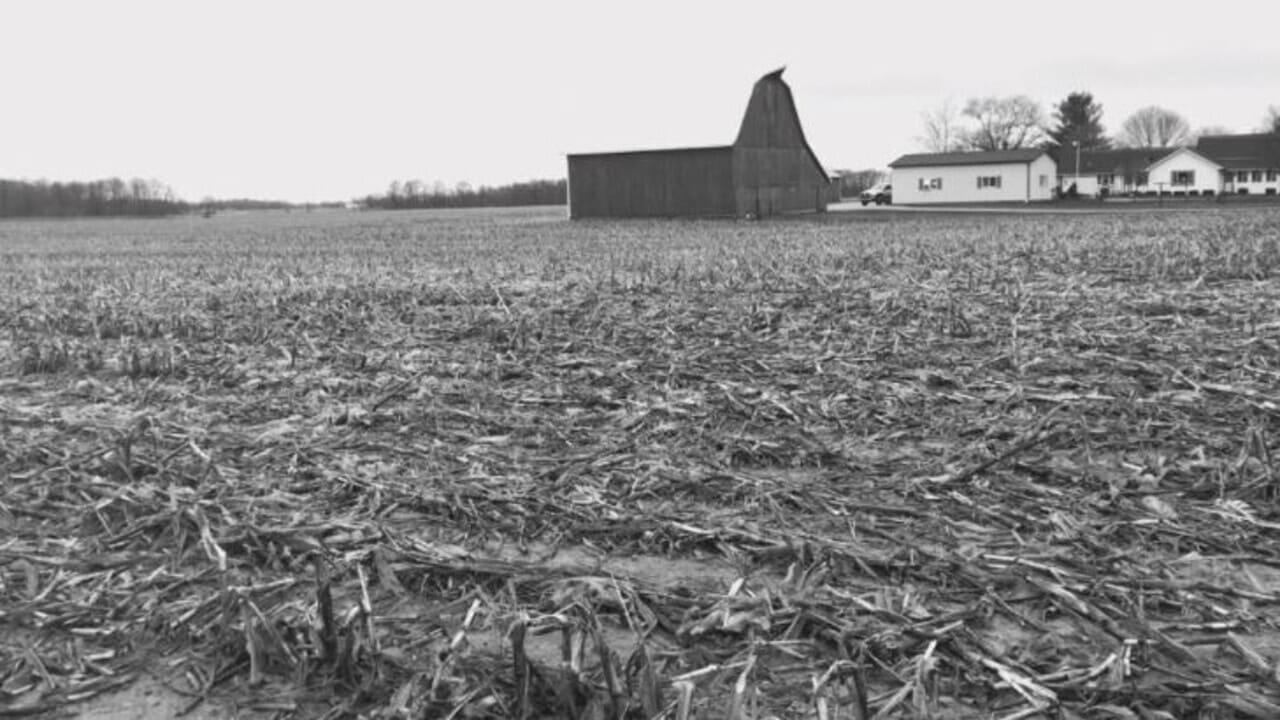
(567, 145, 731, 160)
(888, 149, 1049, 168)
(1145, 146, 1222, 171)
(1055, 147, 1175, 176)
(1195, 133, 1280, 169)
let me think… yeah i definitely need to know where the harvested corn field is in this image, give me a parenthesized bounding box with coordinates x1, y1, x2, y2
(4, 205, 1280, 719)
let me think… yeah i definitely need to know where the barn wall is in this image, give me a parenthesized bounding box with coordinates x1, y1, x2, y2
(567, 147, 735, 218)
(731, 71, 830, 216)
(733, 147, 829, 215)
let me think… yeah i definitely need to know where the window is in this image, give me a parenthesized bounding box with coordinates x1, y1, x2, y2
(977, 176, 1002, 189)
(1253, 171, 1264, 182)
(1039, 174, 1048, 188)
(1171, 170, 1195, 186)
(1237, 171, 1249, 182)
(1268, 170, 1278, 182)
(917, 177, 942, 191)
(1097, 174, 1113, 186)
(1136, 172, 1149, 186)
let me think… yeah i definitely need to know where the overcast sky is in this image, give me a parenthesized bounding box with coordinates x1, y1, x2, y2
(3, 0, 1278, 202)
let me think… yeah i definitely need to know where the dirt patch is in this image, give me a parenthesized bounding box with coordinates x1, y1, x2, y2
(475, 541, 742, 593)
(70, 678, 231, 720)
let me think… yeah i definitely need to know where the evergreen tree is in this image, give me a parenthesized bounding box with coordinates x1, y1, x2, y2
(1049, 92, 1110, 150)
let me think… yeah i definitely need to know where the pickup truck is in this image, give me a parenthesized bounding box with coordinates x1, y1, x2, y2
(860, 183, 892, 206)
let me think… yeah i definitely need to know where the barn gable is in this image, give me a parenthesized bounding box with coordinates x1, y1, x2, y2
(733, 68, 827, 179)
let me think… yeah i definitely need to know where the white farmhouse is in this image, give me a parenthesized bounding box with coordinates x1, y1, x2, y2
(1056, 147, 1175, 197)
(1053, 134, 1279, 198)
(888, 149, 1057, 204)
(1144, 147, 1223, 196)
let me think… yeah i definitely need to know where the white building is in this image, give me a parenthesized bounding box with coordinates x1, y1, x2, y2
(1054, 134, 1280, 198)
(1197, 133, 1280, 196)
(1145, 147, 1223, 196)
(888, 149, 1057, 204)
(1056, 147, 1175, 197)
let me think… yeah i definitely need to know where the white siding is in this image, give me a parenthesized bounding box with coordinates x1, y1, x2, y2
(1054, 165, 1157, 193)
(1225, 168, 1280, 196)
(1028, 155, 1057, 201)
(1058, 174, 1100, 197)
(1058, 172, 1149, 197)
(893, 155, 1056, 204)
(1146, 148, 1223, 195)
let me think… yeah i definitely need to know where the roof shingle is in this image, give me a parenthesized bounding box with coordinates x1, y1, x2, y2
(1055, 147, 1175, 176)
(888, 149, 1048, 168)
(1195, 133, 1280, 169)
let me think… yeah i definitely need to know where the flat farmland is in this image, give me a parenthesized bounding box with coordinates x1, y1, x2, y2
(4, 206, 1280, 719)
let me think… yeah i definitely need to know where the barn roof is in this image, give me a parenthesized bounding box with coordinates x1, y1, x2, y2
(733, 67, 828, 181)
(567, 145, 731, 160)
(567, 68, 827, 180)
(1195, 133, 1280, 169)
(1055, 147, 1175, 176)
(889, 149, 1049, 168)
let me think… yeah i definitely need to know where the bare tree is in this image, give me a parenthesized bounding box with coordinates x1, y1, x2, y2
(832, 168, 887, 196)
(1264, 105, 1280, 134)
(961, 96, 1047, 150)
(1117, 106, 1191, 147)
(918, 99, 964, 152)
(403, 180, 425, 203)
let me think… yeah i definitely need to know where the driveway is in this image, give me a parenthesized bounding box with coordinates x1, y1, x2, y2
(828, 200, 1245, 215)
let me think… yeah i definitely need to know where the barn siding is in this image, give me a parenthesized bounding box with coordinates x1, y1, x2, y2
(567, 148, 735, 218)
(733, 147, 829, 215)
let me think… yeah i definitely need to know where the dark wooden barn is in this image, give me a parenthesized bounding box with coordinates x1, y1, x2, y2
(567, 69, 831, 219)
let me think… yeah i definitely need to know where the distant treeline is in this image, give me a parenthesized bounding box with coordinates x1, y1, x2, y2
(831, 169, 888, 197)
(200, 198, 293, 212)
(0, 178, 191, 218)
(360, 179, 566, 210)
(198, 198, 346, 213)
(1, 175, 570, 218)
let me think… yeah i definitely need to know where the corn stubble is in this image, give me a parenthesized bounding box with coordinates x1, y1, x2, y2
(3, 206, 1280, 718)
